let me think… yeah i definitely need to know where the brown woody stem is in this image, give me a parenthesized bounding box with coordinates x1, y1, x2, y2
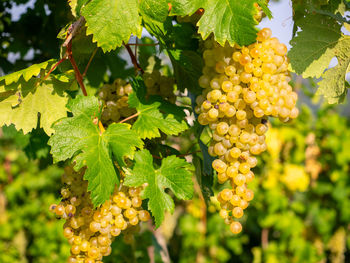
(67, 41, 87, 96)
(177, 150, 202, 158)
(62, 17, 86, 47)
(124, 43, 144, 74)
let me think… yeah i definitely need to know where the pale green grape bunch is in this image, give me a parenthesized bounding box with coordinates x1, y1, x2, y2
(143, 70, 176, 103)
(195, 28, 298, 234)
(99, 73, 176, 126)
(49, 166, 150, 263)
(98, 79, 136, 124)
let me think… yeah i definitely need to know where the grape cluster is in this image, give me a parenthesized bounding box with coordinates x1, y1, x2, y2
(98, 79, 136, 125)
(99, 72, 176, 125)
(50, 166, 150, 263)
(195, 28, 298, 234)
(143, 70, 176, 103)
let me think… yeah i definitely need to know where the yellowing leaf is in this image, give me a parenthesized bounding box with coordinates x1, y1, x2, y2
(0, 59, 56, 85)
(0, 80, 68, 135)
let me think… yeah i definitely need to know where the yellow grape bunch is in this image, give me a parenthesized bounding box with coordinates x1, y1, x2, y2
(143, 70, 176, 103)
(98, 79, 136, 124)
(50, 167, 150, 263)
(195, 28, 298, 234)
(99, 72, 176, 125)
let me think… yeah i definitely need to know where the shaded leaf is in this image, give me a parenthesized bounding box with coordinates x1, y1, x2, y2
(289, 14, 342, 78)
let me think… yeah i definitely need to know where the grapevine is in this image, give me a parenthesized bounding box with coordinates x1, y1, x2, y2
(1, 1, 350, 262)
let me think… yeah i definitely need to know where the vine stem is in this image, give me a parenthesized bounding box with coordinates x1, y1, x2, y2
(4, 157, 13, 183)
(62, 17, 85, 47)
(152, 155, 162, 160)
(147, 221, 171, 263)
(41, 56, 67, 82)
(193, 177, 207, 230)
(67, 41, 88, 96)
(98, 121, 105, 134)
(118, 112, 140, 123)
(124, 43, 144, 74)
(147, 246, 155, 263)
(127, 43, 159, 46)
(82, 47, 98, 77)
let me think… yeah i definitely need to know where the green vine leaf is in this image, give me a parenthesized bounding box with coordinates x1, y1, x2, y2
(316, 37, 350, 103)
(139, 0, 169, 23)
(0, 78, 69, 135)
(124, 149, 193, 227)
(81, 0, 142, 52)
(289, 14, 342, 78)
(0, 59, 56, 85)
(168, 49, 203, 95)
(128, 78, 188, 139)
(169, 0, 261, 46)
(48, 96, 143, 206)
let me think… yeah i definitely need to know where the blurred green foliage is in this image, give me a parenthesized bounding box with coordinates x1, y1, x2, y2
(0, 136, 69, 263)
